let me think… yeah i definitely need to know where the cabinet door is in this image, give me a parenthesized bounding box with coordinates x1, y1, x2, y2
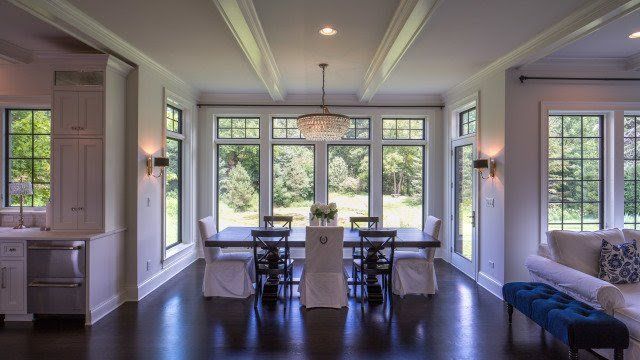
(78, 91, 103, 136)
(52, 139, 79, 230)
(78, 139, 103, 230)
(0, 260, 26, 313)
(52, 91, 79, 136)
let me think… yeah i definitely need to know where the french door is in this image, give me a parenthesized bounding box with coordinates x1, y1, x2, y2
(450, 139, 477, 278)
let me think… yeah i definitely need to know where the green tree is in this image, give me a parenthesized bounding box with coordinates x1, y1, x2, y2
(223, 163, 256, 211)
(328, 156, 348, 191)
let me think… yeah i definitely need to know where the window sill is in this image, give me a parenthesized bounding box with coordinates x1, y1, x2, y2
(164, 242, 194, 262)
(0, 208, 46, 215)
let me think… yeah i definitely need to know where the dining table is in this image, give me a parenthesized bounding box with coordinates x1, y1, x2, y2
(206, 226, 440, 304)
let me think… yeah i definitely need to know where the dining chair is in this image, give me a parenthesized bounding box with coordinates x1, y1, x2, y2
(349, 216, 379, 291)
(391, 216, 442, 297)
(263, 215, 293, 228)
(251, 228, 294, 308)
(197, 216, 255, 298)
(353, 229, 397, 308)
(299, 226, 348, 309)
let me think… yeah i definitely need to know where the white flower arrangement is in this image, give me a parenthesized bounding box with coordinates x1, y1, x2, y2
(310, 202, 338, 221)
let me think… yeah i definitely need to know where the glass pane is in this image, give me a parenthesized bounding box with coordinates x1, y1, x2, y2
(328, 145, 369, 227)
(33, 135, 50, 158)
(9, 110, 32, 133)
(33, 184, 50, 207)
(9, 159, 32, 182)
(165, 138, 182, 248)
(272, 145, 315, 227)
(33, 110, 51, 133)
(217, 145, 260, 229)
(33, 160, 50, 183)
(548, 116, 562, 137)
(382, 145, 423, 229)
(453, 144, 473, 259)
(10, 135, 32, 158)
(625, 115, 640, 228)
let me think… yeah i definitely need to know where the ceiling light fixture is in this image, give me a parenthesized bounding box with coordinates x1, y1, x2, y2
(319, 26, 337, 36)
(297, 63, 349, 141)
(629, 31, 640, 39)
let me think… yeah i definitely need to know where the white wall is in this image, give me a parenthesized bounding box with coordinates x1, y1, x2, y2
(444, 71, 506, 294)
(504, 68, 640, 282)
(125, 65, 199, 299)
(0, 60, 51, 100)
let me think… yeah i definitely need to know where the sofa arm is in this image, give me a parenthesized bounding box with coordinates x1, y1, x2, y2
(525, 255, 625, 311)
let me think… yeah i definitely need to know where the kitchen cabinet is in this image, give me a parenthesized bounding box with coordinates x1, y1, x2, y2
(52, 138, 103, 230)
(0, 241, 26, 314)
(52, 90, 103, 136)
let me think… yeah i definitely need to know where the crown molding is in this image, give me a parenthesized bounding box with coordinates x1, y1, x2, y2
(444, 0, 640, 102)
(0, 39, 34, 64)
(8, 0, 197, 100)
(212, 0, 285, 101)
(107, 56, 134, 77)
(358, 0, 442, 102)
(626, 51, 640, 71)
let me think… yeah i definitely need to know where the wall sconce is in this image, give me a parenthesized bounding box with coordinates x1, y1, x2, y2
(146, 156, 169, 178)
(473, 158, 496, 179)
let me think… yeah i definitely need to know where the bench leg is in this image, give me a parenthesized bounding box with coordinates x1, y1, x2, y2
(614, 348, 624, 360)
(569, 347, 579, 360)
(507, 303, 513, 324)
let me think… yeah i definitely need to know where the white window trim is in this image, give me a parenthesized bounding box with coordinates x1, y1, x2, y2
(208, 107, 435, 232)
(162, 89, 195, 263)
(538, 101, 640, 243)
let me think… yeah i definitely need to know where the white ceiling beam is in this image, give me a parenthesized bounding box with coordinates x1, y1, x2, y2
(358, 0, 442, 102)
(0, 39, 34, 64)
(626, 51, 640, 71)
(212, 0, 285, 101)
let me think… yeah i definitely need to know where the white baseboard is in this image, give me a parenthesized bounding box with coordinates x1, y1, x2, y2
(135, 248, 198, 301)
(477, 271, 503, 300)
(4, 314, 33, 322)
(87, 290, 128, 326)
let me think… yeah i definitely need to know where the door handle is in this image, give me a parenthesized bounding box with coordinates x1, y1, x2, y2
(28, 281, 81, 288)
(470, 211, 476, 228)
(1, 267, 5, 289)
(28, 245, 82, 251)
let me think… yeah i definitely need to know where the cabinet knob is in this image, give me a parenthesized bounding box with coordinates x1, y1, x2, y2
(71, 207, 76, 211)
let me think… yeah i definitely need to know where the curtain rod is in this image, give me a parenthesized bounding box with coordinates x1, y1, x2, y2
(519, 75, 640, 83)
(197, 103, 444, 109)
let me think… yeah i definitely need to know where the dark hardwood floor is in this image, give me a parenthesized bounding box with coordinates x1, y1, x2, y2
(0, 259, 598, 360)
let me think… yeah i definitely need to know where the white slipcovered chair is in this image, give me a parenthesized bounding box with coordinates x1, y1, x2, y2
(392, 216, 442, 297)
(197, 216, 255, 298)
(299, 226, 349, 308)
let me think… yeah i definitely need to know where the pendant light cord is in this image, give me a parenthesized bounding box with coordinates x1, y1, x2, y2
(320, 63, 328, 112)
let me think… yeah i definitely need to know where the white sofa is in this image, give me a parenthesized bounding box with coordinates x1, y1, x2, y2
(525, 228, 640, 359)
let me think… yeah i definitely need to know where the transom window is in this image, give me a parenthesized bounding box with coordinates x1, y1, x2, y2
(166, 105, 182, 133)
(459, 107, 476, 136)
(344, 118, 370, 140)
(5, 109, 51, 207)
(546, 114, 603, 231)
(382, 118, 424, 140)
(272, 117, 303, 139)
(217, 117, 260, 139)
(625, 115, 640, 229)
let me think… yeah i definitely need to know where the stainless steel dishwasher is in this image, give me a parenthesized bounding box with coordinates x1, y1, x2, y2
(27, 241, 86, 315)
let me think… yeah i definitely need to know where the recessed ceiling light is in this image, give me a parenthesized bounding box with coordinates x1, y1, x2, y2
(319, 26, 338, 36)
(629, 31, 640, 39)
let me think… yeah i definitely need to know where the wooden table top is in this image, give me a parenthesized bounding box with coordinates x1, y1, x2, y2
(205, 226, 440, 248)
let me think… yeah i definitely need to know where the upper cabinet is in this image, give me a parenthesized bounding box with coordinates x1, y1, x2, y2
(52, 90, 103, 137)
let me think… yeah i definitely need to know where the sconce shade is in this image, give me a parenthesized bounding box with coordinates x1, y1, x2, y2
(9, 182, 33, 196)
(473, 159, 489, 169)
(153, 157, 170, 167)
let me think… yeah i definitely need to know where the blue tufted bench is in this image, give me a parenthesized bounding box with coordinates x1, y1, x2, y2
(503, 282, 629, 360)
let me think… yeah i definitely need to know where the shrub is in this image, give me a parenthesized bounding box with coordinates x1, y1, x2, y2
(223, 163, 256, 211)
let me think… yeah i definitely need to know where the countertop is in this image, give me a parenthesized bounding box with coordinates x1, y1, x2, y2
(0, 227, 126, 241)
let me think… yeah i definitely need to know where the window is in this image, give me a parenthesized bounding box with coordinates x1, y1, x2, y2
(272, 117, 303, 139)
(272, 144, 315, 226)
(382, 118, 424, 140)
(625, 115, 640, 229)
(327, 145, 369, 226)
(217, 117, 260, 139)
(165, 106, 184, 249)
(5, 109, 51, 207)
(217, 144, 260, 229)
(382, 145, 424, 228)
(459, 107, 476, 136)
(546, 115, 603, 231)
(344, 118, 370, 140)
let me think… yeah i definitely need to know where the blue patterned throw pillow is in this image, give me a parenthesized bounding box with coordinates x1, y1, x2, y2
(598, 239, 640, 284)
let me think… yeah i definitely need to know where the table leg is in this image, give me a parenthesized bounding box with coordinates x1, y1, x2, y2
(365, 248, 383, 304)
(261, 249, 280, 303)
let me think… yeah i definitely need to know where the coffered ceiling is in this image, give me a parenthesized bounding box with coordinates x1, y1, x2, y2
(4, 0, 625, 100)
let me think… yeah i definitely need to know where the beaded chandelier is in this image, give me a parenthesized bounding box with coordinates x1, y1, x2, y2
(297, 63, 349, 141)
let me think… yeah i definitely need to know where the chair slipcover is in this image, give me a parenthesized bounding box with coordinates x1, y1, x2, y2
(392, 216, 441, 296)
(299, 226, 349, 308)
(198, 216, 255, 298)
